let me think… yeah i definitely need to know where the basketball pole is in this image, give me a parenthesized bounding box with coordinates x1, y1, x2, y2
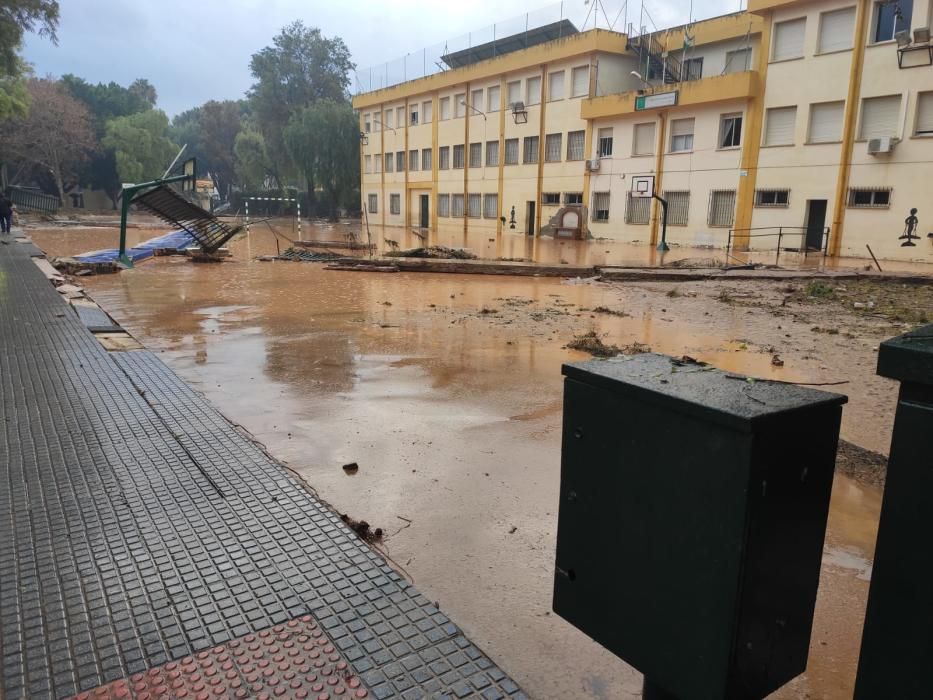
(653, 194, 670, 252)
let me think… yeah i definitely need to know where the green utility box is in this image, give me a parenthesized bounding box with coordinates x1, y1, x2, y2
(855, 323, 933, 698)
(553, 354, 847, 699)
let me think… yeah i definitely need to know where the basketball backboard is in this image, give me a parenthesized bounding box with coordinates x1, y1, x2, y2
(631, 175, 655, 199)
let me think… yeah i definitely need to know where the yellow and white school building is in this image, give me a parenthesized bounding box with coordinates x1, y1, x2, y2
(353, 0, 933, 262)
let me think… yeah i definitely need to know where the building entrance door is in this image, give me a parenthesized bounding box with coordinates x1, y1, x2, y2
(526, 201, 536, 236)
(804, 200, 827, 251)
(419, 195, 429, 228)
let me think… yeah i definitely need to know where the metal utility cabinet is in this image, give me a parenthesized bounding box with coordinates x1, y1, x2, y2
(553, 354, 847, 700)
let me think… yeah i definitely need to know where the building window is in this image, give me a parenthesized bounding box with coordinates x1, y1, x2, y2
(566, 130, 585, 160)
(454, 93, 466, 118)
(396, 106, 405, 127)
(916, 91, 933, 135)
(682, 57, 703, 81)
(548, 71, 565, 100)
(396, 151, 405, 172)
(670, 118, 695, 152)
(719, 114, 743, 148)
(571, 65, 589, 97)
(486, 140, 500, 167)
(724, 48, 751, 73)
(542, 192, 561, 205)
(439, 146, 450, 170)
(364, 155, 372, 174)
(507, 80, 521, 107)
(764, 106, 796, 146)
(410, 107, 419, 125)
(440, 96, 451, 120)
(487, 85, 500, 112)
(438, 194, 450, 217)
(593, 192, 610, 222)
(385, 153, 394, 173)
(505, 138, 519, 165)
(818, 7, 856, 53)
(625, 193, 649, 224)
(469, 142, 482, 168)
(755, 189, 790, 207)
(545, 133, 562, 162)
(423, 101, 433, 122)
(409, 150, 419, 171)
(364, 113, 371, 132)
(523, 136, 539, 164)
(848, 187, 892, 208)
(597, 127, 613, 157)
(385, 109, 394, 129)
(808, 101, 845, 143)
(453, 144, 465, 169)
(664, 191, 690, 226)
(859, 94, 901, 140)
(452, 194, 465, 217)
(467, 193, 481, 218)
(422, 148, 433, 171)
(708, 189, 737, 227)
(526, 76, 541, 105)
(633, 122, 656, 155)
(367, 193, 378, 214)
(565, 193, 583, 206)
(390, 194, 401, 215)
(374, 154, 382, 173)
(471, 88, 484, 113)
(772, 17, 806, 61)
(483, 193, 498, 218)
(872, 0, 912, 43)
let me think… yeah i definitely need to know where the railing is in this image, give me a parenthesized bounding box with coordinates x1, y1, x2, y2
(627, 33, 683, 84)
(6, 186, 60, 215)
(726, 226, 831, 265)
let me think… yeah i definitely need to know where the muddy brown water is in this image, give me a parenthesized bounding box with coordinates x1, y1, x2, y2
(32, 222, 906, 699)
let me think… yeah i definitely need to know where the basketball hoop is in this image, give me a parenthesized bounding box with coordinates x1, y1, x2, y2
(631, 175, 655, 199)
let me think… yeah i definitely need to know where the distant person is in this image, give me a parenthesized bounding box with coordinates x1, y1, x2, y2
(0, 194, 12, 234)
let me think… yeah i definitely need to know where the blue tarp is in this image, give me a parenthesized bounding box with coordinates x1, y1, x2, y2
(75, 230, 196, 264)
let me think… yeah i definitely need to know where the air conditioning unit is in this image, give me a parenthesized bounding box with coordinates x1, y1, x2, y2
(585, 159, 601, 171)
(867, 136, 899, 155)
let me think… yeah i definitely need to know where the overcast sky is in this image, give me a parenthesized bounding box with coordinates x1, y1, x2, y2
(23, 0, 742, 117)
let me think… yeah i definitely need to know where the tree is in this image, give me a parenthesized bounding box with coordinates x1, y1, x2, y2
(1, 78, 95, 204)
(0, 60, 30, 121)
(234, 128, 271, 190)
(0, 0, 59, 78)
(171, 100, 245, 199)
(128, 78, 157, 108)
(284, 100, 359, 219)
(102, 109, 178, 184)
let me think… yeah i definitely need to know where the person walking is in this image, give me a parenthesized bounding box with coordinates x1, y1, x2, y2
(0, 193, 13, 234)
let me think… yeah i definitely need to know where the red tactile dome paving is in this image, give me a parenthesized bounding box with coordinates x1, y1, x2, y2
(66, 616, 370, 700)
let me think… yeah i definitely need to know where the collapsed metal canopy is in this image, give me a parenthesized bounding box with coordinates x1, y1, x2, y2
(132, 185, 241, 254)
(441, 19, 579, 68)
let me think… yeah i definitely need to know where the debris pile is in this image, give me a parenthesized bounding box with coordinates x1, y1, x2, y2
(274, 247, 346, 262)
(339, 513, 384, 544)
(384, 246, 477, 260)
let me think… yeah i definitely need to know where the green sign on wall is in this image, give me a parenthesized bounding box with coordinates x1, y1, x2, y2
(635, 91, 679, 111)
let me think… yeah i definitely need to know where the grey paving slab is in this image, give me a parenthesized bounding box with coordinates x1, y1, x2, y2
(0, 244, 521, 699)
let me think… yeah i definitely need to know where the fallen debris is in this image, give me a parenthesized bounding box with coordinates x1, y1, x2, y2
(590, 306, 631, 317)
(275, 247, 346, 262)
(564, 331, 646, 358)
(385, 246, 477, 260)
(340, 513, 384, 544)
(342, 462, 359, 475)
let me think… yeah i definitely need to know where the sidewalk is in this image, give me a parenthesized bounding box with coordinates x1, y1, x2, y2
(0, 235, 523, 699)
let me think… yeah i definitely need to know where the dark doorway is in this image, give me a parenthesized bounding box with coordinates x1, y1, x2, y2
(804, 200, 827, 251)
(526, 201, 536, 236)
(419, 195, 429, 228)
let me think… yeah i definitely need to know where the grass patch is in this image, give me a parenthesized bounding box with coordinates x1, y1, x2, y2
(806, 281, 835, 299)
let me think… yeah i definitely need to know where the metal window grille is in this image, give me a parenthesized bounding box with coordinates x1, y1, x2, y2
(469, 142, 482, 168)
(567, 131, 585, 160)
(385, 153, 394, 173)
(593, 192, 611, 222)
(409, 150, 419, 171)
(452, 194, 465, 217)
(708, 190, 737, 227)
(483, 194, 498, 218)
(847, 187, 892, 208)
(438, 194, 450, 216)
(453, 145, 465, 168)
(396, 152, 405, 172)
(439, 147, 450, 169)
(467, 193, 482, 217)
(367, 194, 378, 214)
(625, 193, 650, 224)
(505, 139, 519, 165)
(486, 141, 499, 167)
(754, 189, 791, 207)
(542, 192, 561, 205)
(390, 194, 401, 215)
(545, 134, 562, 162)
(422, 148, 432, 171)
(663, 191, 690, 226)
(523, 136, 539, 164)
(598, 129, 613, 157)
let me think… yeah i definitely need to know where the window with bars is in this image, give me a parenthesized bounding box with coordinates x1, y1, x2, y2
(483, 193, 498, 218)
(505, 138, 519, 165)
(663, 191, 690, 226)
(385, 153, 394, 173)
(453, 144, 465, 168)
(708, 190, 737, 227)
(542, 192, 561, 205)
(755, 189, 790, 207)
(523, 136, 539, 164)
(486, 141, 499, 167)
(598, 128, 613, 157)
(439, 146, 450, 169)
(848, 187, 891, 208)
(625, 193, 650, 224)
(467, 193, 482, 217)
(390, 194, 400, 215)
(396, 151, 405, 172)
(469, 142, 482, 168)
(545, 133, 562, 162)
(566, 131, 585, 160)
(452, 194, 465, 217)
(593, 192, 611, 222)
(367, 194, 378, 213)
(719, 114, 743, 149)
(409, 150, 419, 171)
(422, 148, 432, 171)
(565, 192, 583, 206)
(438, 194, 450, 216)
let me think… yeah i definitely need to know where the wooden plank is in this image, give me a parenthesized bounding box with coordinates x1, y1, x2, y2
(94, 333, 144, 351)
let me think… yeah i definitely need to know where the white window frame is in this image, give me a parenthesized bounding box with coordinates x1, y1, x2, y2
(410, 106, 419, 126)
(719, 113, 743, 149)
(772, 17, 806, 62)
(454, 93, 466, 118)
(439, 97, 451, 121)
(597, 127, 613, 157)
(724, 48, 752, 73)
(439, 146, 450, 170)
(763, 106, 797, 147)
(858, 94, 902, 140)
(571, 65, 590, 98)
(915, 91, 933, 135)
(507, 80, 521, 108)
(808, 101, 845, 143)
(422, 148, 433, 171)
(870, 0, 913, 44)
(548, 71, 565, 101)
(471, 88, 484, 113)
(409, 149, 419, 172)
(669, 118, 695, 153)
(422, 101, 433, 123)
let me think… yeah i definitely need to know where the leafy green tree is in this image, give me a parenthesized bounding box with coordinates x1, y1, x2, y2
(0, 60, 30, 121)
(0, 0, 59, 78)
(102, 110, 178, 184)
(233, 128, 271, 190)
(128, 78, 157, 108)
(172, 100, 246, 198)
(284, 100, 359, 219)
